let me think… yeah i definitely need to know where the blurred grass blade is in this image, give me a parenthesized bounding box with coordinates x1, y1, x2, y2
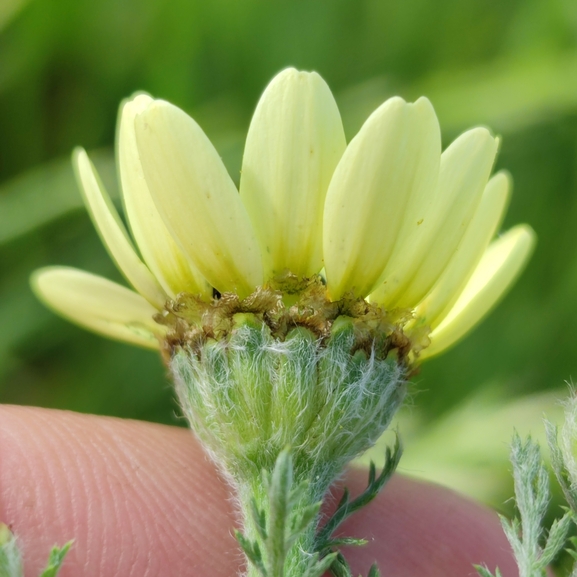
(339, 51, 577, 137)
(415, 51, 577, 133)
(0, 0, 30, 31)
(0, 149, 116, 245)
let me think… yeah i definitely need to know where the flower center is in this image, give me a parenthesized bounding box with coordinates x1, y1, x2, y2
(154, 273, 431, 364)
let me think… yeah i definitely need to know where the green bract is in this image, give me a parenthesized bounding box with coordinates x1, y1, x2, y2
(173, 317, 404, 485)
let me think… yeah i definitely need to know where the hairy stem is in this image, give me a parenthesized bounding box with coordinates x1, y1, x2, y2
(239, 479, 318, 577)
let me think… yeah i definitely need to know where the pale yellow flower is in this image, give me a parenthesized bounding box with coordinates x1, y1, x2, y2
(31, 68, 535, 358)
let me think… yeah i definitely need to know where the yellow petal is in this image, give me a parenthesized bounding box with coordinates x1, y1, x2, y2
(73, 148, 168, 309)
(421, 225, 536, 359)
(371, 127, 498, 307)
(134, 100, 263, 297)
(31, 267, 164, 349)
(415, 171, 511, 327)
(118, 94, 210, 299)
(323, 97, 441, 300)
(239, 68, 346, 279)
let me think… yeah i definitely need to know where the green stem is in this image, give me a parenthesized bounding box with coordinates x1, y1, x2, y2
(238, 476, 318, 577)
(233, 447, 339, 577)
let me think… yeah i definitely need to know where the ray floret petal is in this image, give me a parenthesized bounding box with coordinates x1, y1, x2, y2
(133, 99, 263, 298)
(414, 170, 512, 327)
(370, 126, 499, 308)
(239, 67, 346, 279)
(31, 267, 164, 349)
(117, 94, 211, 299)
(323, 96, 441, 300)
(73, 147, 168, 309)
(421, 224, 536, 359)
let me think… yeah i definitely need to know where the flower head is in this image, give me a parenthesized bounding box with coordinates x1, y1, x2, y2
(32, 68, 535, 359)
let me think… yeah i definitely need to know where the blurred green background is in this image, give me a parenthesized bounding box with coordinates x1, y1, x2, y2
(1, 0, 577, 512)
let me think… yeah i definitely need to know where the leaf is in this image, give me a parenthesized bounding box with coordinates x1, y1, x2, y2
(289, 502, 321, 543)
(367, 564, 380, 577)
(301, 552, 338, 577)
(567, 536, 577, 556)
(0, 524, 23, 577)
(316, 435, 402, 552)
(539, 511, 573, 567)
(316, 441, 401, 577)
(545, 420, 575, 508)
(328, 553, 353, 577)
(473, 565, 500, 577)
(38, 542, 73, 577)
(235, 530, 267, 577)
(321, 537, 368, 549)
(250, 498, 268, 541)
(267, 448, 293, 575)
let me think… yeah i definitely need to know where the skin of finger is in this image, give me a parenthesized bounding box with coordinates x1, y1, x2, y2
(0, 405, 517, 577)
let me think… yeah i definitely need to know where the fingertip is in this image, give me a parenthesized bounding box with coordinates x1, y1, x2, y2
(331, 470, 517, 577)
(0, 405, 238, 577)
(0, 406, 516, 577)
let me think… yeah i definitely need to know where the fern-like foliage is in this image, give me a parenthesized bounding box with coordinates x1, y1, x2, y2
(476, 434, 572, 577)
